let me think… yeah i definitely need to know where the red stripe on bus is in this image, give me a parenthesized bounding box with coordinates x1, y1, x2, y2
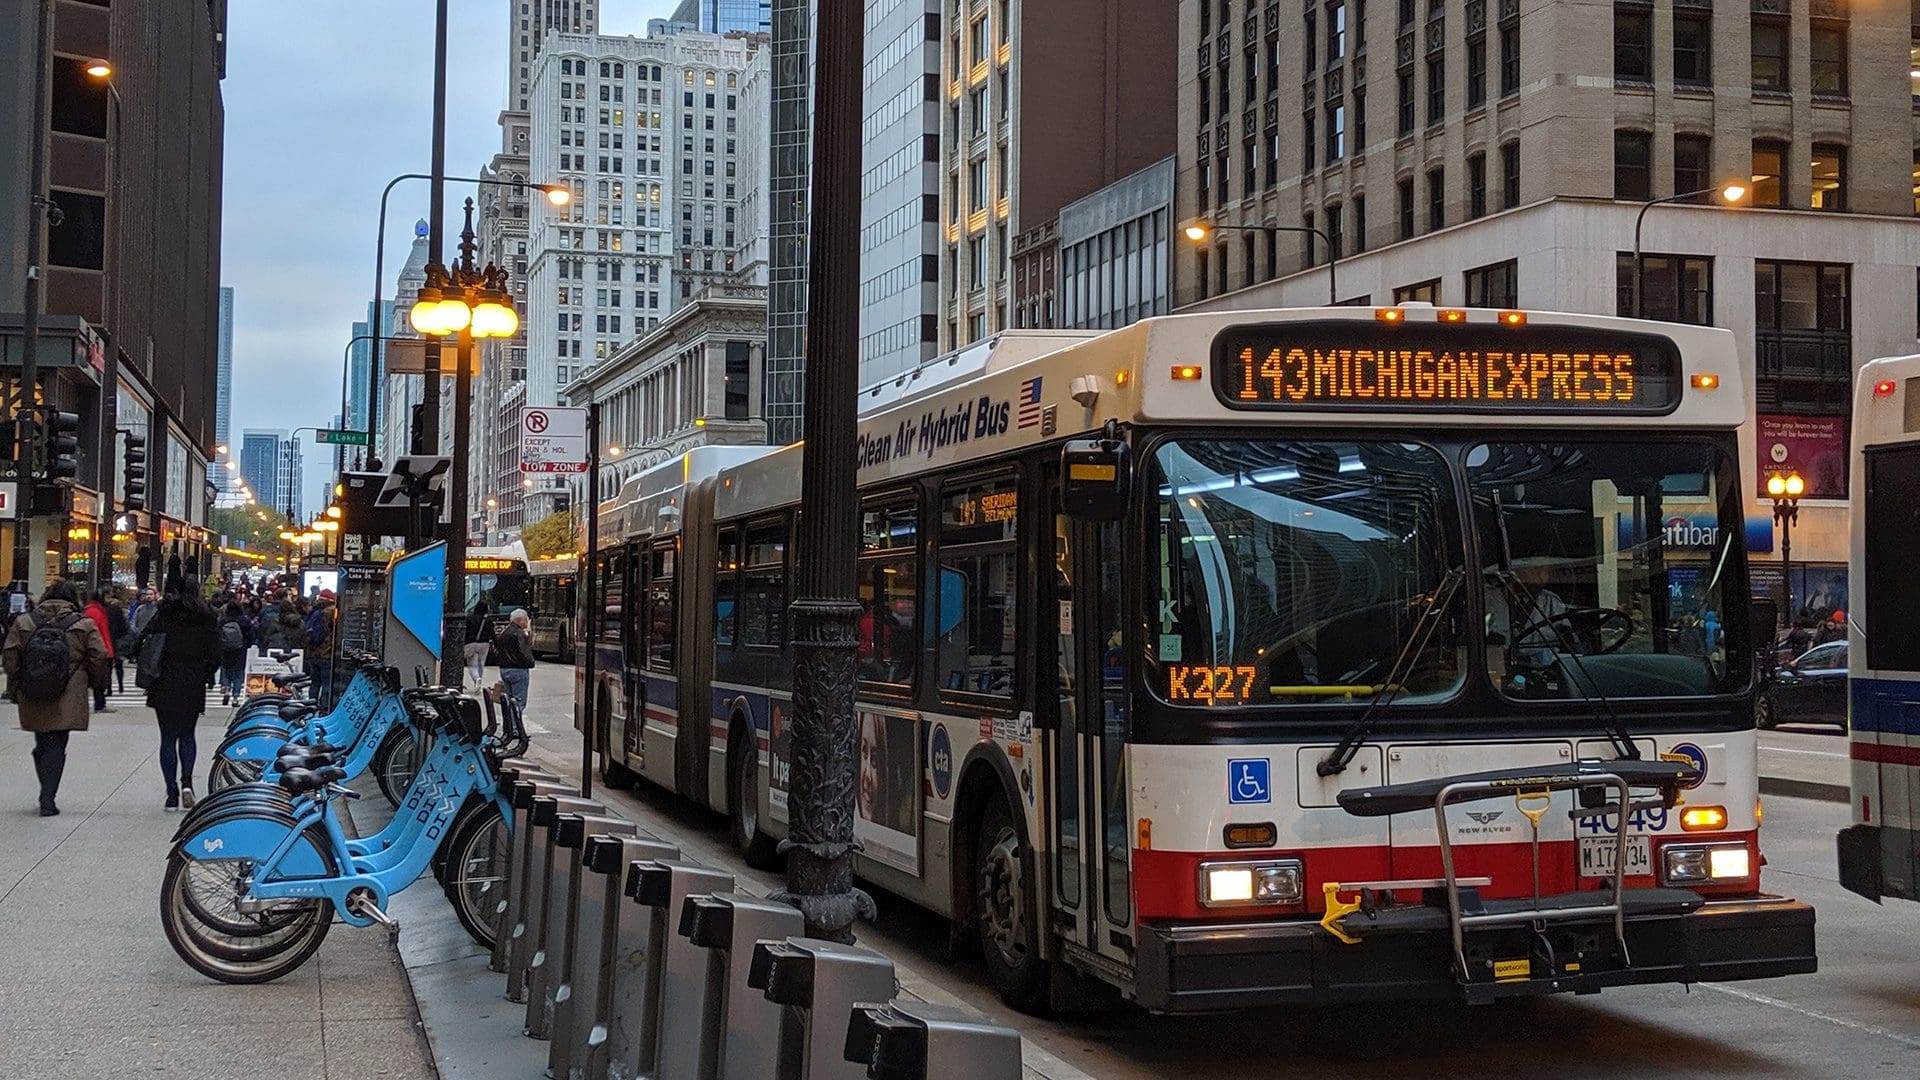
(1850, 742, 1920, 766)
(1130, 832, 1759, 921)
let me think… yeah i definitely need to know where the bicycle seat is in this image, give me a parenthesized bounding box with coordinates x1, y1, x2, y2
(270, 673, 311, 690)
(276, 751, 336, 771)
(277, 765, 346, 797)
(278, 703, 317, 722)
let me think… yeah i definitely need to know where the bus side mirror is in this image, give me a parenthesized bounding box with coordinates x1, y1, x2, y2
(1061, 438, 1130, 522)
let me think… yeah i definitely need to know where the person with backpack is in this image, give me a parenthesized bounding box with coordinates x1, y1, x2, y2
(463, 599, 493, 690)
(216, 600, 253, 705)
(3, 579, 110, 816)
(130, 576, 222, 810)
(305, 590, 339, 709)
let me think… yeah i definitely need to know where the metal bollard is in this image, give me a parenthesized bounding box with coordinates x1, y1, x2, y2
(619, 860, 734, 1080)
(748, 939, 898, 1080)
(547, 816, 639, 1077)
(678, 892, 804, 1080)
(843, 1001, 1023, 1080)
(574, 834, 681, 1080)
(495, 775, 572, 974)
(510, 794, 602, 1005)
(530, 812, 632, 1041)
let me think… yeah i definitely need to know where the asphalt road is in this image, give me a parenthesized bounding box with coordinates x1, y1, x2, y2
(519, 664, 1920, 1079)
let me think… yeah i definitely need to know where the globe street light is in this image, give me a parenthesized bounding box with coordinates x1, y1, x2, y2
(1766, 470, 1805, 616)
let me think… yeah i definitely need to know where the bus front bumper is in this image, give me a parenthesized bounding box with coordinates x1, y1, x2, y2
(1132, 894, 1815, 1013)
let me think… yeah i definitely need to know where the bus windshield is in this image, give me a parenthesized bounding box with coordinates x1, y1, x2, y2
(465, 569, 531, 612)
(1151, 439, 1467, 706)
(1468, 439, 1743, 699)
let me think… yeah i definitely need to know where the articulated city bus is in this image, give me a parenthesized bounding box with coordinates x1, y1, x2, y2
(528, 555, 580, 661)
(579, 306, 1815, 1012)
(1840, 355, 1920, 905)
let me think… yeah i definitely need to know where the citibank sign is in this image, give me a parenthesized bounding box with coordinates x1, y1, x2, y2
(1661, 516, 1718, 548)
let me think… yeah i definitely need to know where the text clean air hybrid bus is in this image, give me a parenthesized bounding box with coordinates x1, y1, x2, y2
(1840, 354, 1920, 905)
(578, 305, 1816, 1012)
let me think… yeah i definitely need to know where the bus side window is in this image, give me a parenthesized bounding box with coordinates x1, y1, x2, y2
(600, 553, 624, 644)
(715, 526, 740, 648)
(742, 518, 788, 647)
(649, 541, 677, 672)
(858, 496, 919, 690)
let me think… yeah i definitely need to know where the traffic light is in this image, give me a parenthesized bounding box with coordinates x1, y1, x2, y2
(121, 431, 146, 511)
(41, 408, 80, 480)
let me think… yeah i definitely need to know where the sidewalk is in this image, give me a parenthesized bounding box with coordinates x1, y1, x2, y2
(0, 701, 437, 1079)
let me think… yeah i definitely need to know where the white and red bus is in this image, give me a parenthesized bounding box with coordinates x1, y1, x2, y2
(1840, 354, 1920, 905)
(579, 305, 1815, 1011)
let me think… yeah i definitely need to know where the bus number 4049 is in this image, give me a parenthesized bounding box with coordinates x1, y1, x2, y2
(1166, 665, 1259, 702)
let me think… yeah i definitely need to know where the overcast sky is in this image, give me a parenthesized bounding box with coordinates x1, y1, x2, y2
(221, 1, 676, 512)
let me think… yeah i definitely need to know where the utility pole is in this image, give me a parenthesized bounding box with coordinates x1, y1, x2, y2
(773, 0, 875, 943)
(11, 0, 54, 597)
(418, 0, 450, 458)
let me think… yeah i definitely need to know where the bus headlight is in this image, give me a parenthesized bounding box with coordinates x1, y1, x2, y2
(1198, 859, 1303, 907)
(1661, 842, 1751, 884)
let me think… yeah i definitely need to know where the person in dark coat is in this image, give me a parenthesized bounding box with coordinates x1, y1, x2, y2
(106, 596, 131, 694)
(3, 580, 111, 815)
(216, 600, 254, 705)
(134, 576, 222, 810)
(495, 608, 536, 711)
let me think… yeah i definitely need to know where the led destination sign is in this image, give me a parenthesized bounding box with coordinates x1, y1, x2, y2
(1213, 320, 1682, 414)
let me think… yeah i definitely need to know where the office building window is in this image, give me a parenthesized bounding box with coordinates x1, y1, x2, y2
(1426, 56, 1445, 124)
(1673, 12, 1712, 85)
(1398, 176, 1415, 239)
(1754, 260, 1851, 414)
(1614, 6, 1652, 82)
(1616, 252, 1712, 324)
(1674, 135, 1711, 200)
(1329, 1, 1347, 61)
(1468, 153, 1487, 218)
(1467, 36, 1487, 108)
(1426, 168, 1444, 232)
(1752, 18, 1788, 91)
(1501, 141, 1520, 208)
(1354, 87, 1367, 147)
(1614, 130, 1652, 200)
(1464, 259, 1517, 307)
(1326, 202, 1344, 259)
(1304, 111, 1317, 171)
(1810, 23, 1848, 95)
(1395, 278, 1440, 303)
(1326, 102, 1345, 162)
(1811, 146, 1845, 211)
(1353, 194, 1367, 253)
(1500, 22, 1520, 95)
(1397, 72, 1415, 135)
(1752, 141, 1785, 207)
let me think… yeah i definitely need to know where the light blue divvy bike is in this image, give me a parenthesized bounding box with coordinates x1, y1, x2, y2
(160, 686, 526, 983)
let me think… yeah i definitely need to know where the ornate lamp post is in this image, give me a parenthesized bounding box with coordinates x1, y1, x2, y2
(1185, 220, 1338, 304)
(1766, 470, 1805, 616)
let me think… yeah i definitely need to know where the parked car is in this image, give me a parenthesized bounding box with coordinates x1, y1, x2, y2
(1757, 641, 1848, 731)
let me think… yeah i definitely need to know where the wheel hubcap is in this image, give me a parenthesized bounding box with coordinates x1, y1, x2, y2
(979, 826, 1028, 968)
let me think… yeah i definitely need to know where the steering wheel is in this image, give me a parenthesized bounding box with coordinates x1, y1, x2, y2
(1512, 607, 1634, 657)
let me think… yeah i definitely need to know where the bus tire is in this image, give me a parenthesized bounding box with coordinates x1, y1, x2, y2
(597, 697, 636, 790)
(727, 723, 781, 871)
(973, 795, 1050, 1013)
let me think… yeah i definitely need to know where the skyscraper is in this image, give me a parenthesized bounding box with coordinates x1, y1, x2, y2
(763, 0, 811, 444)
(215, 286, 234, 491)
(857, 1, 942, 385)
(669, 0, 770, 34)
(240, 430, 284, 519)
(507, 0, 601, 112)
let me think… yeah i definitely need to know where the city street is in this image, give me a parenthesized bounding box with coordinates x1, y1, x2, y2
(508, 664, 1920, 1080)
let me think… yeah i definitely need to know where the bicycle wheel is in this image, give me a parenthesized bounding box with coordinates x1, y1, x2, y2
(175, 855, 315, 943)
(161, 854, 334, 984)
(441, 804, 510, 949)
(374, 726, 427, 808)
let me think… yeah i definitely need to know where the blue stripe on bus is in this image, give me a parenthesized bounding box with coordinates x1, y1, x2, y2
(1851, 676, 1920, 736)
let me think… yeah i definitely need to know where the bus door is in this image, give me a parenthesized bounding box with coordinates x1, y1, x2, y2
(1050, 506, 1134, 967)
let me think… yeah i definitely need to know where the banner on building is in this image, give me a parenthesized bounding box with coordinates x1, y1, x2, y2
(1756, 414, 1847, 499)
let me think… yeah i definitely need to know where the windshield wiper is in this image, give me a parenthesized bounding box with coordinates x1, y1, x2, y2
(1318, 566, 1466, 776)
(1485, 489, 1641, 762)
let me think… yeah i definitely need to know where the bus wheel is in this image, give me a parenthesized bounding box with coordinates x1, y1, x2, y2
(728, 726, 781, 870)
(597, 703, 636, 790)
(974, 796, 1050, 1013)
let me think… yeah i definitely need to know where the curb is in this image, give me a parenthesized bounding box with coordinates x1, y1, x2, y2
(1759, 775, 1848, 804)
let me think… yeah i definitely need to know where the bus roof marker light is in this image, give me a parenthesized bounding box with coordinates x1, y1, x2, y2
(1874, 379, 1897, 397)
(1437, 309, 1467, 323)
(1171, 364, 1203, 381)
(1498, 310, 1527, 327)
(1374, 308, 1404, 323)
(1690, 373, 1720, 390)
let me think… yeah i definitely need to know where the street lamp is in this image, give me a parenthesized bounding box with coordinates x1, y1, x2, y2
(1630, 183, 1747, 318)
(1185, 219, 1339, 304)
(1766, 471, 1805, 616)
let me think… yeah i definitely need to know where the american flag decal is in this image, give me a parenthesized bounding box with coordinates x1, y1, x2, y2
(1017, 376, 1044, 428)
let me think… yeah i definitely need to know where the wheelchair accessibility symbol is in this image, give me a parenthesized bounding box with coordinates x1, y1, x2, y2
(1228, 758, 1270, 804)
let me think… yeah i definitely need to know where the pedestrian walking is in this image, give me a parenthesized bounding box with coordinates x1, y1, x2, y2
(106, 595, 131, 694)
(3, 580, 111, 816)
(463, 599, 493, 690)
(129, 586, 159, 635)
(261, 592, 306, 652)
(496, 608, 536, 712)
(83, 590, 117, 712)
(216, 600, 253, 705)
(305, 590, 339, 708)
(134, 576, 221, 811)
